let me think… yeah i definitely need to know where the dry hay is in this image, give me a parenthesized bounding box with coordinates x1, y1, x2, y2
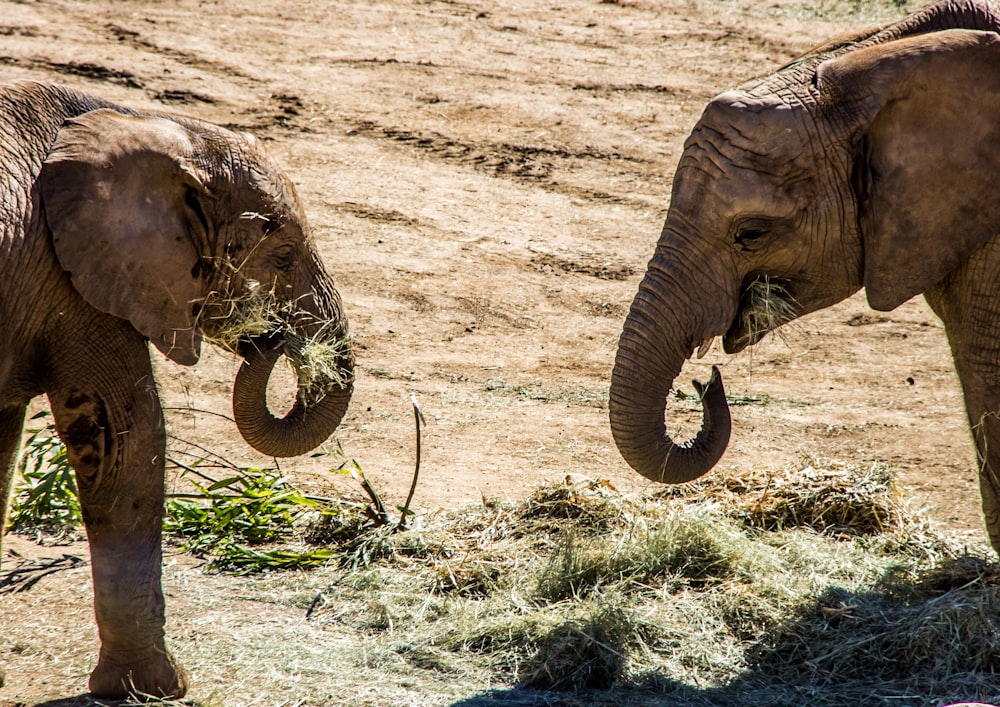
(518, 607, 633, 690)
(659, 460, 906, 537)
(27, 466, 997, 706)
(197, 284, 352, 401)
(515, 477, 629, 534)
(739, 276, 798, 345)
(746, 574, 1000, 704)
(266, 466, 997, 705)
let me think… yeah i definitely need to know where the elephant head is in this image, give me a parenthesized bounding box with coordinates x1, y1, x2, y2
(611, 26, 1000, 483)
(39, 108, 353, 457)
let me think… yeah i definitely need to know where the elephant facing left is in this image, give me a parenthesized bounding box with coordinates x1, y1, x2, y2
(0, 80, 355, 698)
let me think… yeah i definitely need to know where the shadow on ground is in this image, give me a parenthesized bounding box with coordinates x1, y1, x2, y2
(451, 556, 1000, 707)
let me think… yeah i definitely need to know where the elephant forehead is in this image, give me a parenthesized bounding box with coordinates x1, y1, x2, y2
(692, 91, 812, 163)
(671, 146, 805, 218)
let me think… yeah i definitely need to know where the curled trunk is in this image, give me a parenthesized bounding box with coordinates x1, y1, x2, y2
(609, 291, 732, 484)
(232, 338, 354, 457)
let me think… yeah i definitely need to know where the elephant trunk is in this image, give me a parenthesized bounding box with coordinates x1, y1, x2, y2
(232, 338, 353, 457)
(609, 274, 732, 483)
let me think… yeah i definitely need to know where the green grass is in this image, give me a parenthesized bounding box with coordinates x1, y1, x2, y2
(7, 411, 80, 535)
(8, 420, 376, 573)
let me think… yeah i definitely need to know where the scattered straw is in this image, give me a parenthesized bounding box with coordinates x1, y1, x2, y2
(22, 465, 987, 705)
(198, 286, 286, 353)
(215, 465, 988, 705)
(519, 606, 634, 690)
(283, 330, 352, 399)
(516, 477, 628, 535)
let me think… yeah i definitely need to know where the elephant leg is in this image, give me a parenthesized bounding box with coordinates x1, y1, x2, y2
(48, 339, 186, 699)
(0, 403, 27, 690)
(926, 260, 1000, 554)
(969, 405, 1000, 553)
(0, 403, 28, 548)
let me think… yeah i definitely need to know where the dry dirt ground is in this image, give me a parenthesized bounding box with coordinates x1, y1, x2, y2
(0, 0, 990, 703)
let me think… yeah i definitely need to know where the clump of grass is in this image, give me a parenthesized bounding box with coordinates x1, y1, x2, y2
(876, 553, 1000, 605)
(165, 469, 320, 554)
(746, 463, 900, 536)
(739, 276, 798, 344)
(198, 286, 284, 353)
(533, 512, 750, 602)
(283, 329, 353, 399)
(519, 605, 638, 690)
(660, 461, 906, 538)
(165, 458, 382, 573)
(8, 417, 373, 572)
(209, 543, 336, 575)
(516, 477, 628, 535)
(432, 549, 517, 596)
(198, 284, 352, 402)
(747, 569, 1000, 700)
(164, 467, 372, 574)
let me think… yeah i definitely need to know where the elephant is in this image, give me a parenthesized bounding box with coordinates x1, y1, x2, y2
(610, 0, 1000, 552)
(0, 80, 354, 698)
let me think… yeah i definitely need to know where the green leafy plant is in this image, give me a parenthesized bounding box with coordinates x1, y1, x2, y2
(164, 469, 321, 554)
(8, 417, 372, 573)
(209, 543, 336, 575)
(8, 411, 80, 533)
(8, 398, 425, 574)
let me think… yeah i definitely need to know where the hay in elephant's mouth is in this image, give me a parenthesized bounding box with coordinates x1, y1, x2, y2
(739, 276, 797, 344)
(197, 287, 351, 399)
(198, 287, 288, 353)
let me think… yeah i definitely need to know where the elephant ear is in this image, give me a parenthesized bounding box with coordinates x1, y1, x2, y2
(816, 29, 1000, 311)
(40, 109, 212, 365)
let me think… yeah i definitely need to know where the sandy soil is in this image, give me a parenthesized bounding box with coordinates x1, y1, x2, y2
(0, 0, 988, 702)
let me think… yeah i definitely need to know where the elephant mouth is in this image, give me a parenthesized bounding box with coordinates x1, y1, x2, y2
(236, 330, 283, 359)
(723, 275, 798, 354)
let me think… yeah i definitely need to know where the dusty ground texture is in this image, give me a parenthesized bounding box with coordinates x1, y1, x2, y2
(0, 0, 990, 703)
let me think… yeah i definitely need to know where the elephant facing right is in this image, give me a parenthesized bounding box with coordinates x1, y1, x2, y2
(610, 0, 1000, 552)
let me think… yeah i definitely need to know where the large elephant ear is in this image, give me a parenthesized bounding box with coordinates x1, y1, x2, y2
(40, 109, 212, 365)
(815, 29, 1000, 311)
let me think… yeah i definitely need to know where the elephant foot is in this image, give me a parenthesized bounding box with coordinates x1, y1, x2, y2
(88, 647, 187, 699)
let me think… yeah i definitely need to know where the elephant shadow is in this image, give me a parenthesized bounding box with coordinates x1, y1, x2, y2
(448, 555, 1000, 707)
(30, 699, 135, 707)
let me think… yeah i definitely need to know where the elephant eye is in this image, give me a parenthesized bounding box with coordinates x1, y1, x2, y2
(271, 244, 296, 271)
(734, 222, 769, 251)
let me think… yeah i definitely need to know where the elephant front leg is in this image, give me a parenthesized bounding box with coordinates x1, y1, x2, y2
(50, 380, 186, 699)
(969, 409, 1000, 553)
(0, 403, 28, 551)
(927, 274, 1000, 555)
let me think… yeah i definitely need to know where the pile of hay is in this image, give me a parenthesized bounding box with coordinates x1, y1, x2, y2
(169, 463, 999, 706)
(661, 460, 906, 537)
